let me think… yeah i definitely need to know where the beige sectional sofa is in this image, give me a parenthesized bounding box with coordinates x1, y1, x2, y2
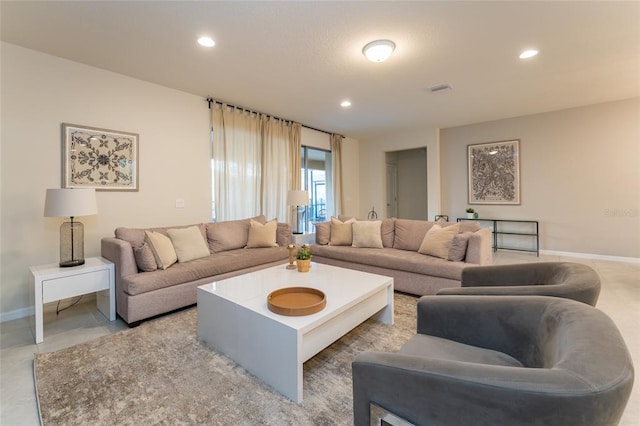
(310, 217, 493, 295)
(101, 216, 291, 324)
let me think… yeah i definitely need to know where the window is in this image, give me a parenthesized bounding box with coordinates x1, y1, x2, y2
(301, 146, 332, 232)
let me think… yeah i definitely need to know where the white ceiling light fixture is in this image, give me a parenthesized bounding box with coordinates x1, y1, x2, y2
(340, 100, 351, 108)
(362, 39, 396, 63)
(519, 49, 538, 59)
(198, 36, 215, 47)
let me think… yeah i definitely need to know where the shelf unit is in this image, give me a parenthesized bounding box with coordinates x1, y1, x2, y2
(457, 218, 539, 256)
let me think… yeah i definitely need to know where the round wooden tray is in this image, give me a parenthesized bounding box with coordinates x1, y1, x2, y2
(267, 287, 326, 316)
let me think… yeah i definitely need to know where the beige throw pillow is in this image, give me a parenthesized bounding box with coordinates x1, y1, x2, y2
(246, 219, 278, 248)
(418, 223, 460, 259)
(330, 217, 355, 246)
(144, 230, 178, 270)
(167, 226, 210, 263)
(352, 220, 384, 248)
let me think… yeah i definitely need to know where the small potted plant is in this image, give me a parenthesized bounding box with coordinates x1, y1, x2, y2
(466, 208, 475, 219)
(295, 244, 312, 272)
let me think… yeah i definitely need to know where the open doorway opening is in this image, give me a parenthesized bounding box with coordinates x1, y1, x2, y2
(385, 147, 428, 219)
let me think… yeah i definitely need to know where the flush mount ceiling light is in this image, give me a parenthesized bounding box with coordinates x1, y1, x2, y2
(362, 39, 395, 62)
(340, 100, 352, 108)
(198, 36, 215, 47)
(519, 49, 538, 59)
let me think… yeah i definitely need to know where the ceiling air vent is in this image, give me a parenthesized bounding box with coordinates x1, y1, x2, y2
(429, 83, 453, 93)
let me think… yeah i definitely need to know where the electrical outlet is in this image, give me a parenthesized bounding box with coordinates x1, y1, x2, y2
(175, 198, 185, 208)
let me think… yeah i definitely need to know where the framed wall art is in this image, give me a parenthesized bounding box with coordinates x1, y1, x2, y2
(62, 123, 139, 191)
(468, 139, 520, 205)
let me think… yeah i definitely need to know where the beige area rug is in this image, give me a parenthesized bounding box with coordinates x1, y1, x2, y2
(34, 293, 418, 425)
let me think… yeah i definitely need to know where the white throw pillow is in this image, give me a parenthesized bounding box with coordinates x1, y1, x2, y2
(330, 217, 356, 246)
(167, 226, 210, 263)
(352, 220, 384, 248)
(145, 230, 178, 270)
(246, 219, 278, 248)
(418, 223, 460, 259)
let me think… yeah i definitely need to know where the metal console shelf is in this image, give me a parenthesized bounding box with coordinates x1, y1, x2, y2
(457, 218, 539, 256)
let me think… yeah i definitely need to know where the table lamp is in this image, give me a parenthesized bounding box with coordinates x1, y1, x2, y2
(287, 190, 309, 234)
(44, 188, 98, 267)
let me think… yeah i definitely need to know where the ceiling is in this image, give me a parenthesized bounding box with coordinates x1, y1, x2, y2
(2, 1, 639, 139)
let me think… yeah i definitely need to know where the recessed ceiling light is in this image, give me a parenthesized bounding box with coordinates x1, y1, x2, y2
(362, 40, 395, 63)
(198, 36, 215, 47)
(519, 49, 538, 59)
(340, 100, 352, 108)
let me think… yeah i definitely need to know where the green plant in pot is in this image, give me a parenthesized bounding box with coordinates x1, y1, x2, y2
(466, 208, 475, 219)
(296, 244, 312, 272)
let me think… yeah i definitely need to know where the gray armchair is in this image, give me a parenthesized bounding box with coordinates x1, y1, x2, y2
(437, 262, 601, 305)
(352, 295, 633, 426)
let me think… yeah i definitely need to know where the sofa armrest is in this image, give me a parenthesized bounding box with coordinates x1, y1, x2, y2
(352, 350, 592, 426)
(101, 237, 138, 279)
(464, 227, 492, 265)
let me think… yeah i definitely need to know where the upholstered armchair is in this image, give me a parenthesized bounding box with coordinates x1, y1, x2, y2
(437, 262, 601, 305)
(352, 295, 633, 426)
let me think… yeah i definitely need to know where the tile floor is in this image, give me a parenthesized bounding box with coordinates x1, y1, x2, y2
(1, 252, 638, 425)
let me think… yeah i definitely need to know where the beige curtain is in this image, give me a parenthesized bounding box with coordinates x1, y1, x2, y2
(211, 100, 301, 223)
(330, 134, 344, 216)
(261, 117, 299, 222)
(212, 103, 261, 221)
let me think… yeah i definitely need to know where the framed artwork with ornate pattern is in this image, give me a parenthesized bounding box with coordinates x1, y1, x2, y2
(468, 139, 520, 205)
(62, 123, 139, 191)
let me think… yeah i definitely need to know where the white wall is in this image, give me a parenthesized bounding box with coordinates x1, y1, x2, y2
(1, 43, 362, 319)
(440, 98, 640, 259)
(1, 43, 211, 318)
(359, 128, 440, 220)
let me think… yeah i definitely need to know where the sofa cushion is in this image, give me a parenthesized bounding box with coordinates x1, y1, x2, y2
(394, 219, 435, 251)
(380, 218, 395, 248)
(133, 243, 157, 272)
(330, 217, 355, 246)
(145, 230, 178, 270)
(418, 224, 460, 259)
(400, 334, 523, 367)
(167, 226, 210, 263)
(352, 220, 384, 248)
(311, 245, 466, 280)
(448, 231, 473, 261)
(315, 221, 330, 245)
(122, 247, 288, 296)
(276, 222, 292, 247)
(206, 215, 266, 253)
(246, 219, 278, 248)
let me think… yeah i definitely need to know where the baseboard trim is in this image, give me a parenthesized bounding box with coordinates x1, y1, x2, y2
(539, 250, 640, 264)
(1, 305, 34, 323)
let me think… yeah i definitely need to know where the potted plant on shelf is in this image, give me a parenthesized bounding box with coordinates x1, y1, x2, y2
(466, 208, 475, 219)
(296, 244, 312, 272)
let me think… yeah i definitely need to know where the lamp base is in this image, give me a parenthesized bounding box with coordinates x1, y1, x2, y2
(60, 259, 85, 268)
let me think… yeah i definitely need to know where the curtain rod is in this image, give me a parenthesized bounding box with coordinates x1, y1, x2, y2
(206, 97, 343, 139)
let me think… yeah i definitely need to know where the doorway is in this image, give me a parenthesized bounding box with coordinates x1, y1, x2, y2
(385, 148, 428, 219)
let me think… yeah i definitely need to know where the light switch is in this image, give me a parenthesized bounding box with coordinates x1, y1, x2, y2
(175, 198, 185, 208)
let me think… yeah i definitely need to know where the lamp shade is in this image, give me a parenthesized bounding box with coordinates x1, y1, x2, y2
(44, 188, 98, 218)
(287, 190, 309, 207)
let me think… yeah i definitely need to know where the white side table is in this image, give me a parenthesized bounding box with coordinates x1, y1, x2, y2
(292, 233, 316, 246)
(30, 257, 115, 343)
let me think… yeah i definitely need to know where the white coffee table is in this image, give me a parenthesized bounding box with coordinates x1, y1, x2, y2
(197, 262, 394, 403)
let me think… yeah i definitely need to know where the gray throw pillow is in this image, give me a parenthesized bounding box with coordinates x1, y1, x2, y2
(133, 243, 158, 272)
